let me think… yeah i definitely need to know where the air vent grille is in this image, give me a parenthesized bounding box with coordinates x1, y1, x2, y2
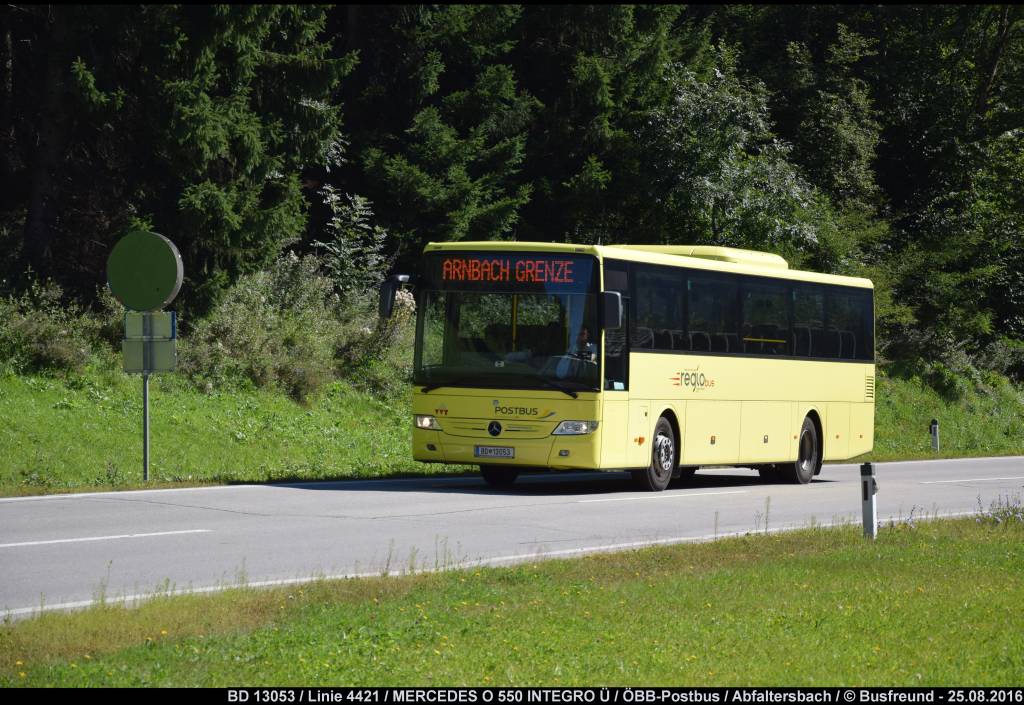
(865, 376, 875, 401)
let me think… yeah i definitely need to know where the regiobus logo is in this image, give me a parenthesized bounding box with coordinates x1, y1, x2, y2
(670, 367, 715, 392)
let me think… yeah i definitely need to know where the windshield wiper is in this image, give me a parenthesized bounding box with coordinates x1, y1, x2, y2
(420, 383, 446, 393)
(532, 376, 578, 399)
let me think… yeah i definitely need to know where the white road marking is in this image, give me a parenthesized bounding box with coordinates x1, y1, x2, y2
(3, 509, 980, 620)
(0, 529, 212, 549)
(578, 490, 747, 503)
(920, 477, 1024, 485)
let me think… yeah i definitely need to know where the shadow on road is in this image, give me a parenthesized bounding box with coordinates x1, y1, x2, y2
(274, 468, 835, 498)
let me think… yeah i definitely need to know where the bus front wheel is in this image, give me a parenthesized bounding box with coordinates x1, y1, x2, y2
(781, 417, 820, 484)
(632, 417, 675, 492)
(480, 466, 519, 488)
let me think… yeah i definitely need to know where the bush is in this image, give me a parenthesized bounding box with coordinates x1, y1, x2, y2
(0, 278, 100, 374)
(180, 253, 343, 402)
(339, 289, 416, 398)
(977, 338, 1024, 384)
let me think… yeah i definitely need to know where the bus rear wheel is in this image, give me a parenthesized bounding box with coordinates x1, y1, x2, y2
(781, 417, 820, 484)
(632, 417, 675, 492)
(480, 466, 519, 488)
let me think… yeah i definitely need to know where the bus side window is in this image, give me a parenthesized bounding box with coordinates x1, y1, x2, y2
(827, 288, 874, 361)
(688, 275, 738, 351)
(794, 285, 826, 357)
(741, 280, 788, 356)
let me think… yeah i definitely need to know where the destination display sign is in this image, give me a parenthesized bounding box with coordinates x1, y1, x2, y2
(442, 256, 577, 284)
(426, 253, 596, 293)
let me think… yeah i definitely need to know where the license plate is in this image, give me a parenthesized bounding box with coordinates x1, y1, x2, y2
(474, 446, 515, 459)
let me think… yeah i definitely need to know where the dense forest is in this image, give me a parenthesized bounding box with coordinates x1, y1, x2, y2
(2, 5, 1023, 384)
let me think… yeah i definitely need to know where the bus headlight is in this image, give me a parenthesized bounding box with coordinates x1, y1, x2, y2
(414, 415, 442, 430)
(552, 420, 599, 435)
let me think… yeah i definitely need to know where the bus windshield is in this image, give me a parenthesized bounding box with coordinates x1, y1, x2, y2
(414, 253, 600, 392)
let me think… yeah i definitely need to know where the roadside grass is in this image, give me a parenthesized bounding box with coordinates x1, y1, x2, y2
(1, 363, 1022, 496)
(867, 368, 1024, 462)
(2, 509, 1022, 686)
(0, 364, 471, 496)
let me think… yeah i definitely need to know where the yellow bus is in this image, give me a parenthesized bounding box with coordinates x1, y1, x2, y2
(380, 243, 874, 491)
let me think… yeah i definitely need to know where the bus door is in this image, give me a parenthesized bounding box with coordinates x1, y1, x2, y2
(601, 262, 630, 468)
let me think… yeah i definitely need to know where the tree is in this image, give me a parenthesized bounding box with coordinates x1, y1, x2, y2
(2, 4, 353, 316)
(334, 6, 536, 265)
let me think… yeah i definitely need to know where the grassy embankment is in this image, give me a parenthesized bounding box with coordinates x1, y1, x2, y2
(2, 510, 1022, 686)
(2, 360, 1024, 493)
(1, 365, 1022, 496)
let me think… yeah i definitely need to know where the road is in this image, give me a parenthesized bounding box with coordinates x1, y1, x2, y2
(1, 456, 1022, 618)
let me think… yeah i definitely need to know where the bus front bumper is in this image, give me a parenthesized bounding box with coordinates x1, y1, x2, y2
(413, 428, 601, 469)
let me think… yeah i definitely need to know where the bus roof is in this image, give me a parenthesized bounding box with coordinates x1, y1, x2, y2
(423, 241, 874, 289)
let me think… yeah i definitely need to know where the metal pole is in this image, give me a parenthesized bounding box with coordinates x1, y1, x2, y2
(143, 373, 150, 482)
(142, 311, 152, 483)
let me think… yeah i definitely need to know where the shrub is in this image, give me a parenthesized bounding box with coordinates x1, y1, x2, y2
(313, 186, 390, 306)
(179, 253, 342, 402)
(0, 278, 100, 374)
(977, 338, 1024, 384)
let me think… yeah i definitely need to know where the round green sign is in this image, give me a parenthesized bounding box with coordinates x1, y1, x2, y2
(106, 230, 184, 311)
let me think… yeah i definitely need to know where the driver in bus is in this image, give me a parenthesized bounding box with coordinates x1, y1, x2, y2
(574, 326, 597, 362)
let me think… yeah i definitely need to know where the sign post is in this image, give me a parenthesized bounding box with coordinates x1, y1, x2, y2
(106, 230, 184, 482)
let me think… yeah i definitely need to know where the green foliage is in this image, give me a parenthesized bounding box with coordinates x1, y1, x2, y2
(512, 5, 689, 244)
(180, 253, 341, 402)
(2, 5, 353, 316)
(341, 6, 536, 257)
(0, 279, 101, 375)
(179, 250, 414, 402)
(640, 54, 827, 261)
(2, 4, 1023, 380)
(312, 186, 389, 302)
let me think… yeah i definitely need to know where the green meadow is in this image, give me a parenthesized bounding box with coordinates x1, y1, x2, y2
(3, 510, 1022, 686)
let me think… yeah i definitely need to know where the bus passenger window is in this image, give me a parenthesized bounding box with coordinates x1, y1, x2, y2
(794, 286, 825, 357)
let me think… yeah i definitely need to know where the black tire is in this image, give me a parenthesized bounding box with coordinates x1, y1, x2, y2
(480, 465, 519, 487)
(632, 417, 675, 491)
(780, 417, 820, 484)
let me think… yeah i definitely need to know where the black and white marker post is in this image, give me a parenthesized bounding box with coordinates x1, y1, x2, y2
(861, 462, 878, 539)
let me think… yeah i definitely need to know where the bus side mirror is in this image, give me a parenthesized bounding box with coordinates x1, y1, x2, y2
(379, 274, 411, 319)
(601, 291, 623, 330)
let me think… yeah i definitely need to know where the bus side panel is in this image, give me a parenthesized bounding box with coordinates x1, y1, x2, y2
(849, 402, 874, 457)
(739, 401, 792, 462)
(824, 402, 850, 460)
(627, 401, 651, 467)
(682, 401, 741, 465)
(600, 391, 629, 468)
(788, 401, 803, 461)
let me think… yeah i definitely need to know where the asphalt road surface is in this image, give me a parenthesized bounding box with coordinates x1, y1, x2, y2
(2, 456, 1022, 618)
